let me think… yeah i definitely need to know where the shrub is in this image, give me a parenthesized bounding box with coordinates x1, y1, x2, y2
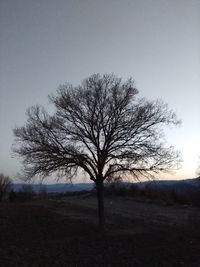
(17, 184, 34, 202)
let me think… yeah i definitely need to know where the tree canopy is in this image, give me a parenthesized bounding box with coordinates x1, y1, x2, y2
(13, 74, 180, 182)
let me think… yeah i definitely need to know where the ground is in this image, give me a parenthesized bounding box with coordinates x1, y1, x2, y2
(0, 195, 200, 266)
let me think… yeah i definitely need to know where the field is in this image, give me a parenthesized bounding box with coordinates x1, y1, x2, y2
(0, 195, 200, 266)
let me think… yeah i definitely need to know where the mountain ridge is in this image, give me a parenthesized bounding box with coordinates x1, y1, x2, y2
(12, 177, 200, 193)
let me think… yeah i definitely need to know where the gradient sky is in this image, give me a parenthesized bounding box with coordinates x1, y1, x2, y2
(0, 0, 200, 181)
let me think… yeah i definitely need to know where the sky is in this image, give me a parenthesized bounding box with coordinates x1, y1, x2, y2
(0, 0, 200, 182)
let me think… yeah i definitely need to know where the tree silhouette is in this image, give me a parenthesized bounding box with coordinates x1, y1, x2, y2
(0, 173, 12, 202)
(13, 73, 181, 229)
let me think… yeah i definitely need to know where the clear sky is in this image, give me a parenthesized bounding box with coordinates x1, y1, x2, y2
(0, 0, 200, 181)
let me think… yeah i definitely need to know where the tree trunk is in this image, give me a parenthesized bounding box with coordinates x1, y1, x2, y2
(96, 180, 105, 230)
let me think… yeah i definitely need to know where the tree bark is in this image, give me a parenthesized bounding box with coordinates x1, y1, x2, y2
(96, 180, 105, 230)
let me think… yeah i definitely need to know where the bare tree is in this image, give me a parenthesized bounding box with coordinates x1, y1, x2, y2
(0, 173, 12, 202)
(13, 73, 181, 229)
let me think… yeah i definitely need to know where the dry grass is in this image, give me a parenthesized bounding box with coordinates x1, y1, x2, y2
(0, 195, 200, 266)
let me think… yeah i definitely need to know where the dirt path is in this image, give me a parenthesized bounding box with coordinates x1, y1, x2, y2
(52, 195, 200, 228)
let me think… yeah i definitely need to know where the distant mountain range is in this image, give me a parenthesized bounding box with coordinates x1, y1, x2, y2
(12, 183, 94, 193)
(12, 177, 200, 193)
(136, 177, 200, 194)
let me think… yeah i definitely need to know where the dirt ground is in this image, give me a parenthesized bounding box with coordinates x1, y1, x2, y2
(0, 195, 200, 266)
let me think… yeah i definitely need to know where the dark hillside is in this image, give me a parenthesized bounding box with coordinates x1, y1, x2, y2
(0, 198, 200, 266)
